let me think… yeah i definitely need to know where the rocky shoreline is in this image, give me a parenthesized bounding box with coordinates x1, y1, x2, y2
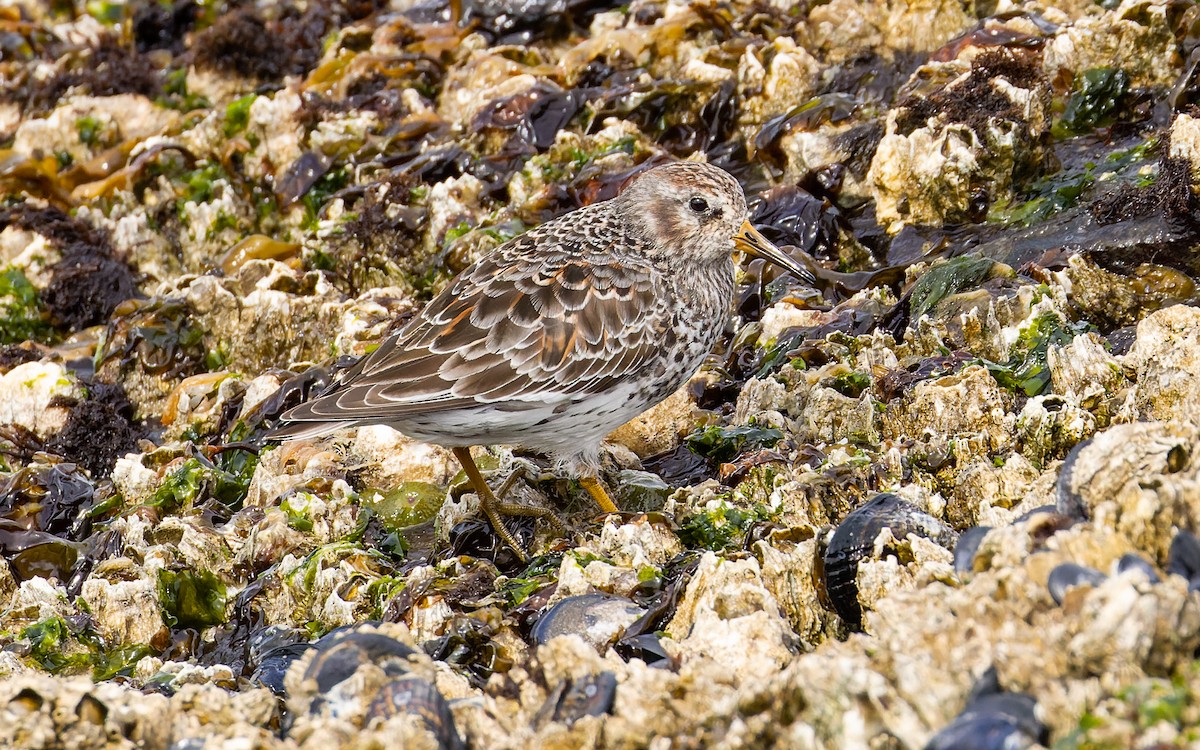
(2, 0, 1200, 747)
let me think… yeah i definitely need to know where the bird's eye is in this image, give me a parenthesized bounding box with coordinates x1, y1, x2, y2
(688, 197, 709, 214)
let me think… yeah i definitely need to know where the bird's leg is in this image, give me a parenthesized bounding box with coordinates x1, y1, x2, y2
(452, 448, 561, 561)
(579, 475, 619, 514)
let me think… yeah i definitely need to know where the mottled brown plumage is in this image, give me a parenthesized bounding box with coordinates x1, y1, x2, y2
(269, 162, 814, 556)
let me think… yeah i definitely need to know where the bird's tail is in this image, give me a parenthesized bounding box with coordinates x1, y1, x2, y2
(261, 419, 354, 442)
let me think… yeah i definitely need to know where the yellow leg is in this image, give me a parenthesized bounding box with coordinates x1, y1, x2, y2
(579, 475, 619, 514)
(452, 447, 554, 562)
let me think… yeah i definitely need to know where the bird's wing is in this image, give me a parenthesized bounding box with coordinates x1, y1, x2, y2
(280, 232, 674, 425)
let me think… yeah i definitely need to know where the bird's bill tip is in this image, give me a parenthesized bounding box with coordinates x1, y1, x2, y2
(734, 221, 816, 284)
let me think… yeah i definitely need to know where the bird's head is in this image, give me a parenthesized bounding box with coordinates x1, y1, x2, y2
(616, 162, 814, 283)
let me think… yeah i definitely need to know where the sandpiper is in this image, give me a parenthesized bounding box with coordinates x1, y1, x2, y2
(268, 161, 815, 557)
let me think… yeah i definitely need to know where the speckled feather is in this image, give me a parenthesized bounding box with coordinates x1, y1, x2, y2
(269, 163, 764, 473)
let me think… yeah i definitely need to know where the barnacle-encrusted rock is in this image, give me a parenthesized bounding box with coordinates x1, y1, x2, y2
(756, 536, 839, 646)
(953, 453, 1041, 527)
(0, 362, 81, 438)
(868, 51, 1051, 231)
(78, 561, 163, 646)
(1042, 0, 1179, 89)
(1047, 331, 1125, 403)
(880, 364, 1016, 457)
(737, 36, 822, 127)
(1123, 304, 1200, 421)
(1062, 255, 1192, 328)
(4, 1, 1200, 747)
(1055, 421, 1199, 560)
(665, 552, 794, 674)
(1016, 394, 1097, 467)
(12, 95, 177, 163)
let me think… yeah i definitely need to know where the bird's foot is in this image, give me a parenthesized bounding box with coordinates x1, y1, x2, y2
(452, 448, 565, 563)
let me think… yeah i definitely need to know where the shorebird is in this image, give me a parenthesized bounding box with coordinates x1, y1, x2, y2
(268, 161, 815, 557)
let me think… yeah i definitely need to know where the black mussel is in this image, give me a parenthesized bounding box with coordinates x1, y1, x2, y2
(364, 674, 464, 750)
(290, 626, 421, 717)
(252, 641, 314, 696)
(1055, 438, 1094, 520)
(535, 671, 618, 728)
(822, 493, 957, 629)
(531, 594, 647, 651)
(1047, 563, 1106, 605)
(1013, 504, 1060, 523)
(953, 525, 992, 575)
(1167, 530, 1200, 591)
(1116, 553, 1160, 583)
(926, 668, 1045, 750)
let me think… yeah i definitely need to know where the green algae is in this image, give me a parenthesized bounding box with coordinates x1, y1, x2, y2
(686, 423, 784, 464)
(0, 267, 52, 345)
(157, 568, 228, 628)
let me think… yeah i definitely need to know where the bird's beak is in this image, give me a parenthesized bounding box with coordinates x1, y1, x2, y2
(733, 221, 816, 284)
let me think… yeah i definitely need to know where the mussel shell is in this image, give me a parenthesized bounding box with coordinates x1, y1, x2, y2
(300, 627, 419, 694)
(252, 642, 314, 696)
(927, 669, 1044, 750)
(531, 594, 647, 650)
(535, 671, 618, 727)
(1116, 553, 1159, 583)
(1167, 529, 1200, 590)
(364, 674, 464, 750)
(1047, 562, 1106, 605)
(924, 713, 1038, 750)
(822, 493, 957, 629)
(953, 525, 991, 575)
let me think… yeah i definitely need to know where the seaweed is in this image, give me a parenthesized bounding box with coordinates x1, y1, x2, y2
(190, 3, 341, 82)
(0, 268, 52, 345)
(686, 423, 784, 464)
(0, 205, 139, 334)
(158, 568, 229, 629)
(908, 255, 999, 322)
(1054, 68, 1131, 137)
(6, 32, 163, 115)
(983, 313, 1093, 396)
(44, 384, 138, 477)
(894, 49, 1044, 138)
(677, 502, 776, 551)
(132, 0, 200, 54)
